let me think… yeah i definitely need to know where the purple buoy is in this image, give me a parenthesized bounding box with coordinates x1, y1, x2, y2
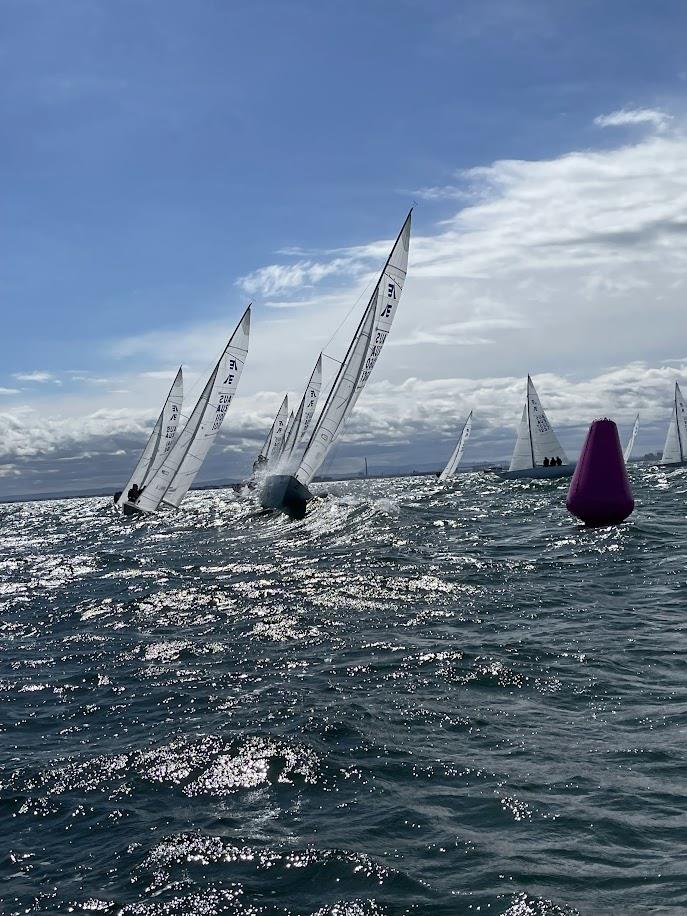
(566, 418, 634, 527)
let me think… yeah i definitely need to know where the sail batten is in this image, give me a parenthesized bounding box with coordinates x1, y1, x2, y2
(133, 306, 251, 513)
(439, 411, 472, 481)
(116, 367, 183, 507)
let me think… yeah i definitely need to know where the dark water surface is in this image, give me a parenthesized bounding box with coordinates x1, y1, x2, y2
(2, 468, 686, 915)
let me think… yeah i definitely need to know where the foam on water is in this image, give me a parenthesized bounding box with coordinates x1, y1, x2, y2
(1, 467, 686, 914)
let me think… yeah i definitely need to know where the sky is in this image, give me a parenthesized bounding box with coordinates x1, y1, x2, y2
(2, 0, 687, 497)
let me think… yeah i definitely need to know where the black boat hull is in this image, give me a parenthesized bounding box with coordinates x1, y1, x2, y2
(260, 474, 312, 519)
(122, 501, 145, 516)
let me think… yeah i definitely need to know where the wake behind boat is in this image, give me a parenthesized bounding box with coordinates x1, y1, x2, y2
(261, 210, 412, 519)
(495, 375, 575, 480)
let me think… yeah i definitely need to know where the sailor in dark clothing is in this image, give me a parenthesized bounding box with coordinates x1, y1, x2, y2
(252, 454, 268, 476)
(543, 457, 550, 467)
(128, 483, 142, 503)
(113, 491, 122, 503)
(556, 456, 562, 466)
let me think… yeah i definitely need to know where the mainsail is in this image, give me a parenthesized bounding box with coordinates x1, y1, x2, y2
(133, 306, 251, 513)
(439, 410, 473, 481)
(116, 367, 183, 507)
(508, 376, 567, 472)
(280, 412, 295, 456)
(256, 395, 289, 468)
(661, 382, 687, 464)
(623, 414, 640, 463)
(279, 354, 323, 463)
(294, 210, 412, 487)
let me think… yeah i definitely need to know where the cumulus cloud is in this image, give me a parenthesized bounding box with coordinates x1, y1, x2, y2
(594, 108, 672, 131)
(0, 387, 20, 395)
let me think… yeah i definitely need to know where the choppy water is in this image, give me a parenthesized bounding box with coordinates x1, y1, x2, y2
(1, 468, 686, 915)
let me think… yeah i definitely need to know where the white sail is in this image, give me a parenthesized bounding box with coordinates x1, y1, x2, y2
(116, 367, 183, 507)
(134, 306, 251, 513)
(439, 411, 472, 481)
(661, 382, 687, 464)
(509, 405, 533, 472)
(280, 354, 323, 463)
(280, 412, 295, 456)
(261, 395, 289, 467)
(508, 376, 567, 471)
(623, 414, 639, 463)
(295, 211, 411, 487)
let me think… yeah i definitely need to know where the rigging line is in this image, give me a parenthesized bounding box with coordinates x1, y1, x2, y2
(321, 273, 376, 353)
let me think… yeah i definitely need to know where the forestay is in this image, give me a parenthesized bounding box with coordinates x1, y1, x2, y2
(280, 354, 323, 464)
(623, 414, 640, 463)
(295, 211, 411, 487)
(134, 306, 251, 513)
(116, 367, 183, 507)
(509, 376, 567, 471)
(439, 410, 473, 481)
(661, 382, 687, 464)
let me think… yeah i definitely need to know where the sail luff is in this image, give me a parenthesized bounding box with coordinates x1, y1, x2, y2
(133, 306, 251, 513)
(116, 366, 183, 506)
(439, 410, 473, 481)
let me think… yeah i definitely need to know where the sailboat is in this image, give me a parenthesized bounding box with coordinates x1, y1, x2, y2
(115, 367, 183, 506)
(438, 411, 472, 482)
(623, 414, 639, 463)
(661, 382, 687, 466)
(124, 305, 251, 515)
(261, 210, 412, 518)
(496, 375, 575, 480)
(253, 394, 289, 475)
(278, 354, 323, 465)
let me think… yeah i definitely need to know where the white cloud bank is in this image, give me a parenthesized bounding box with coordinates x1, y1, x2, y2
(2, 109, 687, 494)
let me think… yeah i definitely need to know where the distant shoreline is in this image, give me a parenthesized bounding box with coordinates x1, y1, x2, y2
(0, 457, 660, 505)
